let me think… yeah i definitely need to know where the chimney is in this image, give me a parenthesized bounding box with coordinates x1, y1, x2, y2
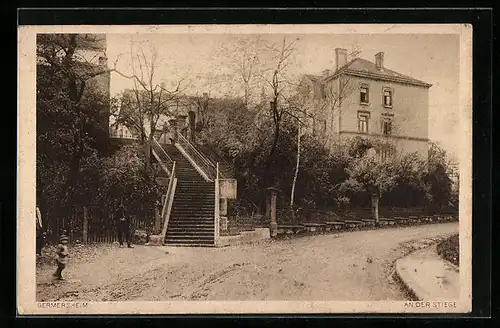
(375, 52, 384, 70)
(98, 56, 108, 67)
(335, 48, 348, 70)
(322, 69, 331, 78)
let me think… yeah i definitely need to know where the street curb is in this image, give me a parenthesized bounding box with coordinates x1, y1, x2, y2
(394, 243, 458, 301)
(395, 250, 430, 301)
(392, 269, 419, 301)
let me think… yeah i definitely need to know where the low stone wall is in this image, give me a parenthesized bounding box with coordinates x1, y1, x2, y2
(278, 207, 458, 226)
(216, 228, 270, 247)
(276, 214, 458, 236)
(220, 213, 267, 237)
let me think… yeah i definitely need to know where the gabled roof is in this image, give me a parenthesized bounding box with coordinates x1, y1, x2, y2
(324, 58, 432, 88)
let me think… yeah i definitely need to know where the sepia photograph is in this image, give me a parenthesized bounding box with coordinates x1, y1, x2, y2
(17, 24, 472, 314)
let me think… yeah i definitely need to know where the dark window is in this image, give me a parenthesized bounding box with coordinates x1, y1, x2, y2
(358, 114, 369, 133)
(360, 86, 369, 104)
(382, 120, 392, 135)
(383, 89, 393, 107)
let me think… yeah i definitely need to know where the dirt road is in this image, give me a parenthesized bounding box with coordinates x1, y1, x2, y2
(36, 222, 458, 301)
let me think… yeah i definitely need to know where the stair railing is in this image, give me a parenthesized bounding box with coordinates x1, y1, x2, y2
(160, 161, 177, 242)
(151, 137, 174, 176)
(175, 132, 219, 181)
(214, 162, 220, 244)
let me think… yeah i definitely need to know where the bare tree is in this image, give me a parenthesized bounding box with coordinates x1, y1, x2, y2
(261, 37, 299, 181)
(236, 36, 264, 108)
(284, 94, 315, 223)
(219, 36, 266, 108)
(110, 40, 189, 169)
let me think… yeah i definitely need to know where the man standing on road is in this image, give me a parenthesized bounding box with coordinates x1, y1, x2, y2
(115, 201, 134, 248)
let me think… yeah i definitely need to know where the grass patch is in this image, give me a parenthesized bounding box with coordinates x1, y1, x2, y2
(436, 234, 459, 267)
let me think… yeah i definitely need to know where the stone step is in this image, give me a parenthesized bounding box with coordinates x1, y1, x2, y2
(169, 222, 214, 227)
(171, 206, 214, 211)
(166, 233, 214, 241)
(172, 205, 214, 209)
(171, 203, 215, 208)
(172, 200, 215, 204)
(173, 197, 214, 202)
(175, 173, 206, 176)
(165, 242, 215, 247)
(174, 192, 215, 196)
(172, 204, 214, 209)
(171, 213, 214, 218)
(167, 231, 214, 235)
(173, 202, 214, 207)
(175, 188, 215, 193)
(165, 237, 215, 244)
(176, 183, 214, 188)
(173, 200, 214, 204)
(174, 191, 215, 195)
(170, 214, 215, 219)
(169, 217, 214, 221)
(171, 209, 214, 214)
(168, 221, 214, 225)
(168, 226, 214, 232)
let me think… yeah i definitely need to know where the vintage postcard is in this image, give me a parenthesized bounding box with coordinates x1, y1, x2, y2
(18, 24, 472, 315)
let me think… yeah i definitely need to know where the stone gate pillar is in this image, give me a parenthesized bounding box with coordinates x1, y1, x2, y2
(177, 114, 188, 137)
(188, 110, 196, 142)
(169, 118, 178, 143)
(266, 187, 281, 237)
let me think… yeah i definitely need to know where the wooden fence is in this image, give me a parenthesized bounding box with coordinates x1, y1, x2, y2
(224, 205, 458, 231)
(46, 206, 155, 245)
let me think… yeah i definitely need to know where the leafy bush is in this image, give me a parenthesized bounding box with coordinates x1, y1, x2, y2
(95, 144, 162, 217)
(437, 234, 459, 267)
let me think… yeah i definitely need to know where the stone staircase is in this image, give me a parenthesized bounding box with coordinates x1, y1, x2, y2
(161, 144, 215, 247)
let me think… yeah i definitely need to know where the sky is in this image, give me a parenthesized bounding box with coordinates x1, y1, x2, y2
(105, 33, 460, 158)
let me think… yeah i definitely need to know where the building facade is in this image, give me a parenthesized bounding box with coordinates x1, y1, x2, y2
(299, 48, 432, 159)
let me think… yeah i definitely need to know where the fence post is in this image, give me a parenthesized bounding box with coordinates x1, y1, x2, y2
(83, 207, 88, 245)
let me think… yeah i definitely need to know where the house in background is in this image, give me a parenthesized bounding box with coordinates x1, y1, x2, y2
(298, 48, 432, 160)
(109, 89, 210, 145)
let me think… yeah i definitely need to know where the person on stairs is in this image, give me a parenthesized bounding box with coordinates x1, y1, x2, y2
(115, 200, 133, 248)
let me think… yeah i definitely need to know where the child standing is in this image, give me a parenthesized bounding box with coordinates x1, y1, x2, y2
(53, 234, 69, 280)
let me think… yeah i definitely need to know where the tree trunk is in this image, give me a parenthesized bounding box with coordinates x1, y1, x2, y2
(144, 140, 151, 170)
(290, 123, 301, 225)
(83, 206, 88, 244)
(371, 192, 380, 224)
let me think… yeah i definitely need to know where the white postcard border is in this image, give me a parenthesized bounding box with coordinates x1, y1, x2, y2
(17, 23, 473, 315)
